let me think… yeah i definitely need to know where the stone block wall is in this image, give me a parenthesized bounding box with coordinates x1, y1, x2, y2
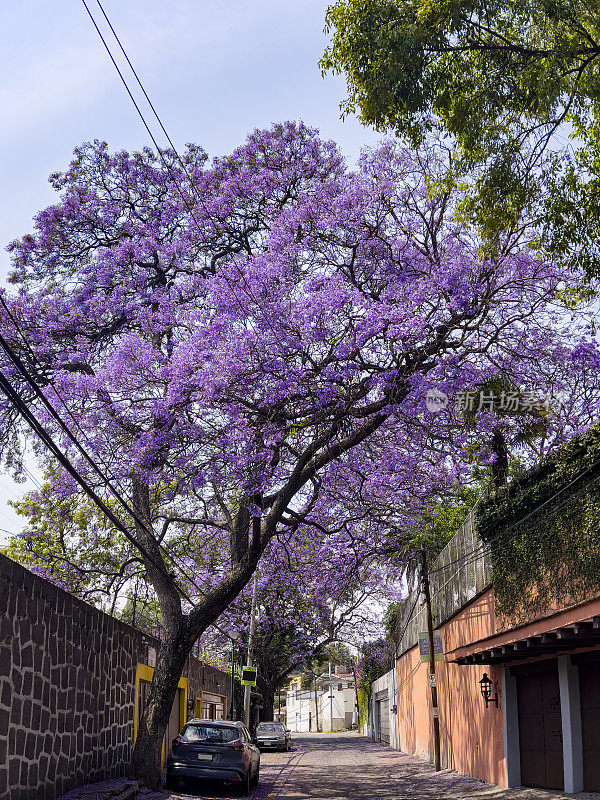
(0, 554, 151, 800)
(0, 553, 231, 800)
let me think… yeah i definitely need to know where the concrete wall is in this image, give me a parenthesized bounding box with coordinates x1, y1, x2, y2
(396, 589, 506, 786)
(0, 553, 230, 800)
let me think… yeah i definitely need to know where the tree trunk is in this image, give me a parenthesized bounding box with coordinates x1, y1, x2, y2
(130, 624, 191, 788)
(261, 685, 275, 722)
(256, 673, 276, 722)
(491, 427, 509, 487)
(127, 479, 265, 786)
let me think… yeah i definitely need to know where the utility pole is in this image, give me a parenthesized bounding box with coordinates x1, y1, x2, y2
(243, 571, 259, 727)
(421, 550, 441, 771)
(313, 673, 320, 732)
(328, 661, 333, 732)
(230, 638, 236, 720)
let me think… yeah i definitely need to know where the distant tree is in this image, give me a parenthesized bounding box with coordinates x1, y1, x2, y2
(203, 536, 386, 721)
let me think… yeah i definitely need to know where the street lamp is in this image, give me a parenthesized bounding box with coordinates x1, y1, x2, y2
(479, 673, 498, 708)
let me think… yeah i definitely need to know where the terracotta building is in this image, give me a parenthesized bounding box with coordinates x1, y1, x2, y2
(394, 431, 600, 793)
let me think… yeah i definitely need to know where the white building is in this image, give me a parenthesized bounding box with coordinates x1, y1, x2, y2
(286, 667, 358, 732)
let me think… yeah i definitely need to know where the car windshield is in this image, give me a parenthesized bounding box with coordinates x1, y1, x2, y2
(180, 724, 239, 743)
(257, 723, 285, 733)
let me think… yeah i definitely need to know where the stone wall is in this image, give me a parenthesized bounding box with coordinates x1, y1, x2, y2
(0, 553, 230, 800)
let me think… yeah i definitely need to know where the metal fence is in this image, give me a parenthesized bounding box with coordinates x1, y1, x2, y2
(397, 502, 492, 656)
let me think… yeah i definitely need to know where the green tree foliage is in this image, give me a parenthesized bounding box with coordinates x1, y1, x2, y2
(2, 483, 135, 608)
(321, 0, 600, 150)
(320, 0, 600, 264)
(542, 122, 600, 282)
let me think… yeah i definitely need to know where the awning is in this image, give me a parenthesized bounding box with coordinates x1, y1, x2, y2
(450, 615, 600, 666)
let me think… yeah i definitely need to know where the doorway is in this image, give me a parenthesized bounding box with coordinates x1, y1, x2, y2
(515, 663, 563, 789)
(579, 660, 600, 790)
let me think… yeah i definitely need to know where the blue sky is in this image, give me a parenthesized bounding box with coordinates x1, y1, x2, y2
(0, 0, 382, 539)
(0, 0, 381, 281)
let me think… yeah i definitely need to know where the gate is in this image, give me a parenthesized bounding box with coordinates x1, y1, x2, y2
(579, 660, 600, 790)
(379, 697, 390, 746)
(515, 663, 563, 789)
(374, 688, 390, 746)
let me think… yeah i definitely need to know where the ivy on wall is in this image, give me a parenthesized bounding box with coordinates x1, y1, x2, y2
(476, 424, 600, 618)
(357, 686, 370, 732)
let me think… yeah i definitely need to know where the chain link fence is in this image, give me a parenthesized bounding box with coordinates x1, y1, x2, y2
(397, 501, 492, 656)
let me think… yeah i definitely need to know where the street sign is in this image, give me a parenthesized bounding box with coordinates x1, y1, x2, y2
(418, 631, 444, 663)
(428, 674, 437, 688)
(241, 666, 257, 686)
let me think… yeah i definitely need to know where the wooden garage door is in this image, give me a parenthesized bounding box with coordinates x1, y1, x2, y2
(516, 667, 563, 789)
(579, 662, 600, 790)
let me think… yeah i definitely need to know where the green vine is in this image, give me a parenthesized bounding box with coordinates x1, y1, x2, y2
(357, 686, 369, 731)
(476, 424, 600, 618)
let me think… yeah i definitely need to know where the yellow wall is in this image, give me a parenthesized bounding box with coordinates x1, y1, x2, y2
(133, 663, 188, 764)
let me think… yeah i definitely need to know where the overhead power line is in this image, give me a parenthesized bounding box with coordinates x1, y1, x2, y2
(426, 455, 600, 580)
(0, 297, 204, 588)
(0, 303, 245, 644)
(80, 0, 299, 363)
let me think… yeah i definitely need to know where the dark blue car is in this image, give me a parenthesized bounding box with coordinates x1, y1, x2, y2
(166, 719, 260, 795)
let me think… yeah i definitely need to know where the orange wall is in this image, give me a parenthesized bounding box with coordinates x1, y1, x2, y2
(397, 589, 505, 785)
(396, 589, 600, 786)
(397, 586, 600, 785)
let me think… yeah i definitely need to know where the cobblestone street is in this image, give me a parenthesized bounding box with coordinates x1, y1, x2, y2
(164, 732, 600, 800)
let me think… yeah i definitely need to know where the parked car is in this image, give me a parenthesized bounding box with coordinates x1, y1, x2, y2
(166, 719, 260, 795)
(254, 721, 291, 751)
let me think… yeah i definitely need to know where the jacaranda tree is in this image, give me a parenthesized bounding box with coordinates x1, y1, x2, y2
(1, 123, 597, 786)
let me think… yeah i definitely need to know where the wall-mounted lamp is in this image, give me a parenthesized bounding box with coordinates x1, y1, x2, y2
(479, 673, 498, 708)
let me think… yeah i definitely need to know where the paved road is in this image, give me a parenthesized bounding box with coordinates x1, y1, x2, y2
(161, 731, 600, 800)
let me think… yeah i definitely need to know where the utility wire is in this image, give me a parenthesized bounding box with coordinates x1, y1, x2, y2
(0, 297, 207, 594)
(0, 331, 225, 620)
(426, 454, 600, 579)
(0, 330, 177, 567)
(399, 464, 600, 642)
(81, 0, 299, 364)
(0, 362, 243, 644)
(0, 368, 175, 587)
(0, 306, 246, 644)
